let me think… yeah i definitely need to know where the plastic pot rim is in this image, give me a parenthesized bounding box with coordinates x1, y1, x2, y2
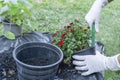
(13, 42, 63, 69)
(74, 46, 95, 54)
(2, 20, 23, 26)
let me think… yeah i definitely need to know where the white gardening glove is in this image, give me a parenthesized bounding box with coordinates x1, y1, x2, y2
(85, 0, 108, 32)
(73, 51, 120, 76)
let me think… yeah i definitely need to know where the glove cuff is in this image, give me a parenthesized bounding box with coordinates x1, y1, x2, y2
(105, 54, 120, 70)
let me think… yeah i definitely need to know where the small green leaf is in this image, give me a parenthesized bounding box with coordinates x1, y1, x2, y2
(4, 31, 15, 39)
(16, 20, 21, 26)
(72, 38, 76, 42)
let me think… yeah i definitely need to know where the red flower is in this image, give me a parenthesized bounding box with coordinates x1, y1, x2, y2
(65, 26, 71, 29)
(52, 41, 55, 44)
(75, 19, 79, 22)
(62, 33, 67, 38)
(52, 30, 61, 37)
(70, 22, 73, 25)
(87, 26, 90, 29)
(58, 40, 64, 46)
(70, 29, 74, 33)
(84, 29, 87, 32)
(52, 33, 57, 37)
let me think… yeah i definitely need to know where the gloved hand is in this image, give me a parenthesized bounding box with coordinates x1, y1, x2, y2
(73, 51, 120, 76)
(85, 0, 108, 32)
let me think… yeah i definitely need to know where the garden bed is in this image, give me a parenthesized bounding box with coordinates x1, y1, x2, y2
(0, 48, 18, 80)
(0, 41, 104, 80)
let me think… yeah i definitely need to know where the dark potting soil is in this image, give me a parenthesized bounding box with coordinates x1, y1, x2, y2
(0, 48, 18, 80)
(58, 68, 99, 80)
(21, 57, 57, 66)
(22, 57, 50, 66)
(57, 62, 100, 80)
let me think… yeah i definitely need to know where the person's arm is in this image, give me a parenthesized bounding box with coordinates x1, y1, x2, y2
(118, 55, 120, 64)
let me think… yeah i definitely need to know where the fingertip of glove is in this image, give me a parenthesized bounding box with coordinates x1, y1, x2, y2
(81, 72, 90, 76)
(72, 55, 85, 60)
(72, 55, 77, 58)
(72, 55, 80, 59)
(72, 60, 75, 64)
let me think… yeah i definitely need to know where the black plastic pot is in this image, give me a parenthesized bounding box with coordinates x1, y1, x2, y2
(58, 42, 104, 80)
(2, 20, 22, 37)
(74, 46, 104, 80)
(74, 46, 95, 55)
(13, 42, 63, 80)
